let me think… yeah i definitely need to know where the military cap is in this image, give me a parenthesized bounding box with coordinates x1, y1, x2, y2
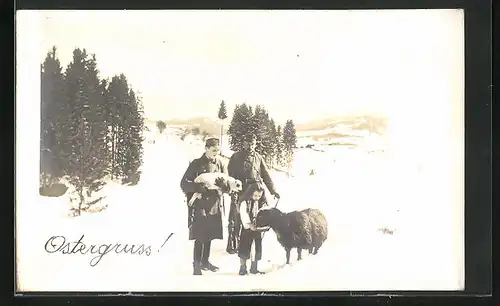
(205, 137, 220, 147)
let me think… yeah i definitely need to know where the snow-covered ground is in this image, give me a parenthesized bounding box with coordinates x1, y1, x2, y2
(16, 128, 463, 292)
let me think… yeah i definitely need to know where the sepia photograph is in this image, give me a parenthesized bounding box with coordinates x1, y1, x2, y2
(16, 9, 464, 292)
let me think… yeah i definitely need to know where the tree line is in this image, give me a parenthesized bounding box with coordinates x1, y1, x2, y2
(155, 120, 212, 141)
(222, 101, 297, 171)
(40, 46, 144, 213)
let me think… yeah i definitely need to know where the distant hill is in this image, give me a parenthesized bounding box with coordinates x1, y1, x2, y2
(295, 115, 388, 136)
(146, 117, 227, 137)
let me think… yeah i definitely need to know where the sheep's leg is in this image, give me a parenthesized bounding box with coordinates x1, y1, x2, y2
(313, 243, 323, 255)
(297, 248, 302, 261)
(285, 247, 291, 265)
(308, 247, 313, 254)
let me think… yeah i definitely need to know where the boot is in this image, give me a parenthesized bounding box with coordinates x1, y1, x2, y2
(201, 261, 219, 272)
(193, 261, 202, 275)
(239, 259, 248, 276)
(201, 242, 219, 272)
(250, 261, 265, 274)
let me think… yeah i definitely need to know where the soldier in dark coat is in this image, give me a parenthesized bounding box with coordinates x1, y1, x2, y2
(226, 134, 280, 254)
(180, 137, 226, 275)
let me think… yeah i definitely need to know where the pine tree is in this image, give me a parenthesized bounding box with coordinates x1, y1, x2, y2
(251, 105, 273, 162)
(266, 118, 277, 167)
(227, 103, 254, 152)
(66, 116, 107, 216)
(106, 74, 130, 178)
(106, 74, 144, 184)
(121, 89, 144, 185)
(261, 109, 274, 165)
(84, 53, 110, 181)
(61, 48, 91, 177)
(40, 46, 65, 187)
(283, 119, 298, 171)
(275, 125, 285, 168)
(217, 100, 228, 147)
(227, 104, 240, 151)
(99, 78, 113, 175)
(250, 105, 264, 154)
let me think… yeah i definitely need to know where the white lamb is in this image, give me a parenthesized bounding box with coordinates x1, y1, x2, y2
(188, 172, 243, 207)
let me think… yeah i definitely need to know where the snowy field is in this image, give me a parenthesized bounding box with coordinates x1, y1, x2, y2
(16, 129, 463, 292)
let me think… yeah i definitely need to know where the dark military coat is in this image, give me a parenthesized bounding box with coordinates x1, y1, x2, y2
(228, 150, 277, 195)
(180, 153, 227, 241)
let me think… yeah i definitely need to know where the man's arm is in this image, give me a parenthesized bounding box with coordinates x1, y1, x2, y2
(180, 160, 202, 194)
(259, 156, 277, 195)
(227, 153, 238, 178)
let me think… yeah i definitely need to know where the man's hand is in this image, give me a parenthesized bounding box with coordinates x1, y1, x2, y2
(249, 223, 257, 231)
(214, 177, 230, 193)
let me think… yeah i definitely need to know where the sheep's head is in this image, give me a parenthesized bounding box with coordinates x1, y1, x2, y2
(255, 207, 282, 228)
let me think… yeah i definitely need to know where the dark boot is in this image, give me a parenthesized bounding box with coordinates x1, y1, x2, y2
(250, 261, 265, 274)
(201, 241, 219, 272)
(193, 241, 203, 275)
(239, 259, 248, 275)
(201, 261, 219, 272)
(193, 261, 202, 275)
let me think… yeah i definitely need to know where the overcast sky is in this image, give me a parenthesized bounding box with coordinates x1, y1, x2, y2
(37, 9, 463, 126)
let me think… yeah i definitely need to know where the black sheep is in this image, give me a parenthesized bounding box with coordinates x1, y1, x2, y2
(255, 207, 328, 265)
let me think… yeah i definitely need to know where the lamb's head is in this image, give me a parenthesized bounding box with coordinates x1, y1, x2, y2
(214, 176, 242, 195)
(255, 207, 282, 229)
(227, 177, 243, 194)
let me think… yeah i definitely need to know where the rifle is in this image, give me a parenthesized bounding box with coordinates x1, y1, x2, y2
(225, 193, 239, 254)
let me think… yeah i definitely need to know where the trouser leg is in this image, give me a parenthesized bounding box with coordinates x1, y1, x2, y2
(201, 240, 211, 264)
(201, 240, 219, 272)
(250, 236, 264, 274)
(193, 240, 203, 275)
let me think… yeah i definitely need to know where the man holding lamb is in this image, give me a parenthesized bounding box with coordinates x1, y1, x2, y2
(180, 137, 231, 275)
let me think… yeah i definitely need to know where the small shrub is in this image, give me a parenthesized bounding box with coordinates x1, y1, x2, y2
(377, 227, 395, 235)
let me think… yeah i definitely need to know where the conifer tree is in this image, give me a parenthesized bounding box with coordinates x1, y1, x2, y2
(106, 74, 144, 184)
(100, 78, 113, 175)
(40, 46, 65, 187)
(227, 104, 240, 151)
(217, 100, 228, 147)
(106, 74, 130, 178)
(121, 88, 144, 185)
(66, 116, 107, 216)
(62, 48, 91, 176)
(84, 53, 110, 180)
(228, 103, 254, 152)
(250, 105, 262, 152)
(275, 125, 285, 168)
(266, 118, 277, 167)
(251, 105, 271, 159)
(283, 119, 298, 170)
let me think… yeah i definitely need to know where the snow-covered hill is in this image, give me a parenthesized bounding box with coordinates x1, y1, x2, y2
(16, 128, 463, 292)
